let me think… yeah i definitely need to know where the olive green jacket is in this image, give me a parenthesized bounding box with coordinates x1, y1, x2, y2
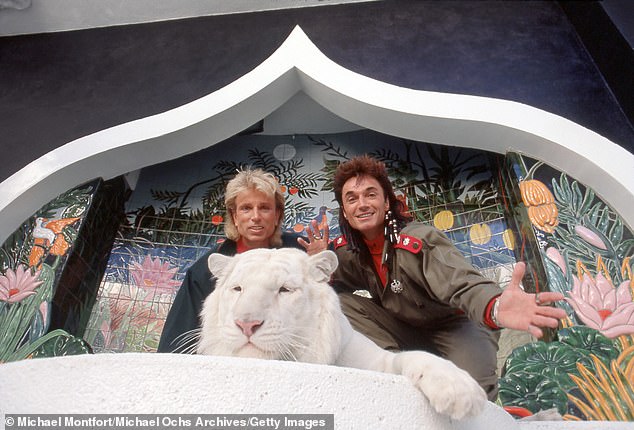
(331, 222, 503, 328)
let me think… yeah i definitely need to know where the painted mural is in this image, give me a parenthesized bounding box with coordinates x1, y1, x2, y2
(2, 128, 632, 421)
(0, 181, 96, 363)
(497, 155, 634, 420)
(83, 130, 513, 353)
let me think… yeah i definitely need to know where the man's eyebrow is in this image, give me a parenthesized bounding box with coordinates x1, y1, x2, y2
(344, 186, 379, 196)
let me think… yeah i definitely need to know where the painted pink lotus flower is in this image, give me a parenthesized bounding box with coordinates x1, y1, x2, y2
(566, 272, 634, 338)
(0, 265, 43, 303)
(129, 255, 180, 299)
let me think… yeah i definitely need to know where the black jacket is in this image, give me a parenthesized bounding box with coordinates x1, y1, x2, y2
(157, 232, 304, 353)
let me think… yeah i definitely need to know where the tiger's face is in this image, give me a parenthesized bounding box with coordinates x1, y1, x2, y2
(197, 248, 344, 364)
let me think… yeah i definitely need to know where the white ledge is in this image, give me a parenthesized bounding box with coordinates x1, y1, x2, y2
(0, 26, 632, 245)
(0, 352, 514, 430)
(1, 353, 631, 429)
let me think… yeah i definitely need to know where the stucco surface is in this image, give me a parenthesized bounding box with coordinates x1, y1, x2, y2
(0, 352, 515, 429)
(2, 353, 633, 429)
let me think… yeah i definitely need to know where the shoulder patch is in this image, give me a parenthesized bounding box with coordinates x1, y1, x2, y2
(333, 235, 348, 249)
(394, 234, 424, 254)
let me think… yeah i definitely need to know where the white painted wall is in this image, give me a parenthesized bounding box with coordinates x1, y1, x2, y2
(262, 91, 361, 135)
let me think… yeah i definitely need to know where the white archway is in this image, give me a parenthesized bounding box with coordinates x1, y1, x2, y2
(0, 25, 632, 245)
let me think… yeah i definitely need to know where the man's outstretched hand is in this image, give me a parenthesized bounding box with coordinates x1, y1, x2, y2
(496, 262, 568, 338)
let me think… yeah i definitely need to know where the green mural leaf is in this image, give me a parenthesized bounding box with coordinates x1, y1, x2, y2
(36, 332, 92, 357)
(9, 329, 92, 361)
(499, 371, 569, 415)
(616, 239, 634, 259)
(28, 304, 47, 340)
(608, 217, 624, 246)
(500, 326, 630, 420)
(504, 342, 582, 389)
(557, 326, 619, 365)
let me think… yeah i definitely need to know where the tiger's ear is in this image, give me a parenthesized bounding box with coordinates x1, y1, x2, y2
(308, 250, 339, 283)
(208, 253, 234, 278)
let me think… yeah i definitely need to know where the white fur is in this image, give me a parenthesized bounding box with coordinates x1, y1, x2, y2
(197, 248, 486, 420)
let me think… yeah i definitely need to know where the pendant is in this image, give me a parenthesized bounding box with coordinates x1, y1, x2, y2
(390, 279, 403, 294)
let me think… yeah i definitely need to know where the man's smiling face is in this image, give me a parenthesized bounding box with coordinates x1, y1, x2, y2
(341, 175, 389, 241)
(231, 188, 279, 249)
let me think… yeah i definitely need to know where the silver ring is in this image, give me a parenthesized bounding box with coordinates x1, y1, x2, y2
(535, 293, 543, 305)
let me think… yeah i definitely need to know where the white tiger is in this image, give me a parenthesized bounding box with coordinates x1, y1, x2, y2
(196, 248, 486, 420)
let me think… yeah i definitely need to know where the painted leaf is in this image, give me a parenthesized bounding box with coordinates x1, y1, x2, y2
(504, 342, 581, 389)
(557, 325, 619, 366)
(29, 330, 92, 358)
(499, 371, 569, 415)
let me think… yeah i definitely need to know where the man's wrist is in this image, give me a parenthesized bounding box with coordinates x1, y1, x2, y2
(491, 296, 501, 328)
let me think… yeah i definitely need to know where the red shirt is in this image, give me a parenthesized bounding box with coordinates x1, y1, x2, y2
(363, 236, 388, 287)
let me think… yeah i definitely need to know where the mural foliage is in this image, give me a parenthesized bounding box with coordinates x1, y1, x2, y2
(498, 156, 634, 420)
(0, 182, 95, 363)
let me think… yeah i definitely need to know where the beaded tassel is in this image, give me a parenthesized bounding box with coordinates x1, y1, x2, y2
(383, 210, 404, 293)
(382, 210, 399, 266)
(384, 210, 400, 245)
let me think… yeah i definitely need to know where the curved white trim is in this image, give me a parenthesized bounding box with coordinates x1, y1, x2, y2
(0, 26, 632, 245)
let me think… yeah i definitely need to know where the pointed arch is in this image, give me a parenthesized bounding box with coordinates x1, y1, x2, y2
(0, 25, 632, 244)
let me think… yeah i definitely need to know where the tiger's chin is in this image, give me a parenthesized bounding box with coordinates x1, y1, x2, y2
(234, 342, 270, 359)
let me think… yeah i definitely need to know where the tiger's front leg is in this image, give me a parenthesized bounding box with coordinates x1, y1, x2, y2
(337, 331, 486, 420)
(391, 350, 487, 420)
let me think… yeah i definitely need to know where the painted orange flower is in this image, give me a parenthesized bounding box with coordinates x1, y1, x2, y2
(0, 265, 43, 303)
(519, 179, 558, 233)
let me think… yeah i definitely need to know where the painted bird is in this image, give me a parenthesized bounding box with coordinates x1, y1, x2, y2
(29, 216, 81, 268)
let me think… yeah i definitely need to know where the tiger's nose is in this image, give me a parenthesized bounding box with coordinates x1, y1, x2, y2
(235, 319, 263, 337)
